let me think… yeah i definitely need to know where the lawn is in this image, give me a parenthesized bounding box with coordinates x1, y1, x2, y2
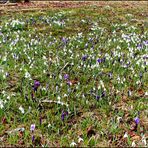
(0, 1, 148, 147)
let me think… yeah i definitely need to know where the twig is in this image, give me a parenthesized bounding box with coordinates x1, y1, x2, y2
(60, 62, 69, 73)
(40, 99, 70, 113)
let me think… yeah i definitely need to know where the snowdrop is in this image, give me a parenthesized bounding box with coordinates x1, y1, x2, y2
(145, 92, 148, 96)
(57, 96, 61, 101)
(19, 106, 25, 114)
(117, 116, 122, 123)
(131, 141, 136, 147)
(25, 71, 31, 79)
(70, 141, 77, 147)
(48, 123, 51, 128)
(123, 132, 128, 138)
(141, 135, 147, 146)
(0, 100, 4, 109)
(78, 136, 84, 143)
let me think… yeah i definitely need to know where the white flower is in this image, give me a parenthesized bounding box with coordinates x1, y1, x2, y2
(123, 132, 128, 138)
(25, 71, 31, 78)
(145, 92, 148, 96)
(59, 74, 62, 80)
(78, 136, 84, 143)
(117, 116, 122, 123)
(57, 96, 61, 101)
(2, 56, 7, 62)
(19, 106, 24, 114)
(142, 135, 147, 146)
(3, 74, 6, 79)
(41, 87, 46, 91)
(7, 95, 10, 100)
(30, 124, 35, 131)
(2, 90, 6, 95)
(48, 123, 51, 128)
(128, 90, 132, 96)
(64, 94, 68, 97)
(0, 100, 4, 109)
(131, 141, 136, 147)
(70, 141, 77, 147)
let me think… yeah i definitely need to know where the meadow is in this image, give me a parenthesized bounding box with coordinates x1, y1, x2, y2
(0, 2, 148, 147)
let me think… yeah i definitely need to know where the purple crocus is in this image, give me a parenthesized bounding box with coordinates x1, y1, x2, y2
(101, 91, 106, 97)
(32, 135, 35, 143)
(137, 43, 143, 50)
(30, 124, 35, 132)
(139, 72, 143, 79)
(67, 80, 72, 86)
(97, 58, 102, 63)
(64, 74, 69, 80)
(61, 111, 68, 121)
(62, 37, 67, 44)
(96, 95, 100, 100)
(102, 57, 106, 62)
(82, 55, 87, 61)
(143, 40, 148, 46)
(33, 80, 40, 92)
(134, 117, 140, 125)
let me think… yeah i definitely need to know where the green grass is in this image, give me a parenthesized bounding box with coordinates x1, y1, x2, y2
(0, 4, 148, 147)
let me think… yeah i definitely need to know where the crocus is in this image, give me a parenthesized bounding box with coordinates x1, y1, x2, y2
(64, 74, 69, 80)
(62, 37, 67, 44)
(134, 117, 140, 125)
(101, 91, 105, 97)
(32, 135, 35, 143)
(143, 40, 148, 46)
(139, 72, 143, 79)
(82, 55, 87, 61)
(97, 58, 102, 63)
(95, 95, 100, 100)
(137, 43, 143, 50)
(61, 111, 68, 121)
(33, 80, 40, 92)
(67, 80, 72, 86)
(30, 124, 35, 132)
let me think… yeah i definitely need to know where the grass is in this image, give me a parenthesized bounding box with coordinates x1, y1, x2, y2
(0, 2, 148, 147)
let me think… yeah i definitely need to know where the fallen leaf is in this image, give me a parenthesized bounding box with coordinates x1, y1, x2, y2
(138, 89, 144, 96)
(131, 135, 141, 141)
